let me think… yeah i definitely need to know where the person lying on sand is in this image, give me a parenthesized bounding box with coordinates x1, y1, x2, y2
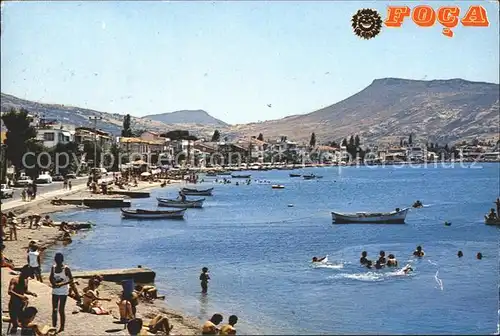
(1, 243, 15, 269)
(82, 277, 111, 314)
(135, 284, 165, 301)
(127, 315, 173, 335)
(19, 306, 58, 336)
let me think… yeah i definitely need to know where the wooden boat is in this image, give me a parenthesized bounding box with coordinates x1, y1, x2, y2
(289, 173, 301, 177)
(303, 174, 316, 180)
(180, 187, 213, 196)
(231, 174, 251, 179)
(157, 197, 205, 208)
(217, 171, 231, 176)
(271, 185, 285, 189)
(331, 208, 410, 224)
(121, 208, 186, 219)
(484, 216, 500, 225)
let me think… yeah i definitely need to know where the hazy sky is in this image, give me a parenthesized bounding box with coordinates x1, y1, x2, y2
(1, 1, 499, 124)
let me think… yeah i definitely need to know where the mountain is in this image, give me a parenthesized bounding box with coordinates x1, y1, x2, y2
(2, 78, 498, 145)
(142, 110, 229, 127)
(0, 93, 225, 139)
(233, 78, 499, 144)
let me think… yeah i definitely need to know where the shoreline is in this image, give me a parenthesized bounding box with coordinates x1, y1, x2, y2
(2, 179, 203, 336)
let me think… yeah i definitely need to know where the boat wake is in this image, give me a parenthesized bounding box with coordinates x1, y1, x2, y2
(328, 267, 414, 282)
(313, 263, 344, 270)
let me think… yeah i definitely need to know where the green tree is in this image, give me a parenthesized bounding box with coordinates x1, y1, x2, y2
(211, 130, 221, 142)
(51, 142, 79, 175)
(1, 108, 38, 177)
(83, 140, 102, 168)
(354, 135, 360, 147)
(408, 133, 413, 145)
(121, 114, 133, 137)
(105, 143, 121, 171)
(257, 133, 264, 141)
(348, 135, 355, 147)
(341, 138, 348, 147)
(309, 133, 316, 147)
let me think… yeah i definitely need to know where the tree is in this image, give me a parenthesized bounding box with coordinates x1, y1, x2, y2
(341, 138, 347, 147)
(349, 135, 355, 147)
(257, 133, 264, 141)
(400, 138, 403, 147)
(121, 114, 133, 137)
(444, 144, 449, 152)
(1, 108, 38, 177)
(83, 141, 102, 168)
(408, 133, 413, 145)
(105, 143, 121, 171)
(211, 130, 221, 142)
(310, 133, 316, 147)
(354, 135, 360, 147)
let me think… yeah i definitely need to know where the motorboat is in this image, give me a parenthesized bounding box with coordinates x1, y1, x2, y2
(271, 185, 285, 189)
(331, 208, 410, 224)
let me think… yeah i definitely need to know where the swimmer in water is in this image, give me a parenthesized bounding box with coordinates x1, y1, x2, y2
(386, 254, 398, 267)
(413, 245, 425, 257)
(312, 256, 327, 263)
(401, 264, 413, 274)
(359, 251, 369, 265)
(374, 259, 384, 269)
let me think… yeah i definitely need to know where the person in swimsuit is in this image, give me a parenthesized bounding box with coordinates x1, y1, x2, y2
(378, 251, 387, 265)
(82, 277, 111, 314)
(27, 245, 43, 282)
(457, 251, 463, 258)
(200, 267, 210, 294)
(1, 243, 15, 269)
(311, 256, 327, 263)
(201, 314, 223, 334)
(220, 315, 238, 335)
(8, 265, 38, 333)
(49, 253, 74, 333)
(359, 251, 369, 265)
(19, 306, 57, 336)
(413, 246, 425, 257)
(386, 254, 398, 267)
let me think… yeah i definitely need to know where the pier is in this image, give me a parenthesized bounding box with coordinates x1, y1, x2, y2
(70, 267, 156, 283)
(108, 190, 151, 198)
(57, 198, 132, 208)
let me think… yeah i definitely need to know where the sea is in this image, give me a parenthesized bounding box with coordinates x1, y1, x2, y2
(44, 163, 500, 335)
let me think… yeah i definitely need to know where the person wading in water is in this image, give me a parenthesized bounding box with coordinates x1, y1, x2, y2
(199, 267, 210, 294)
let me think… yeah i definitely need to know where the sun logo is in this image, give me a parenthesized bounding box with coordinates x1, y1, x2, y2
(351, 9, 383, 40)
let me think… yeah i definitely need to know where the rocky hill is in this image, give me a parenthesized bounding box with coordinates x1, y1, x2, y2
(2, 78, 498, 144)
(232, 78, 499, 144)
(143, 110, 228, 127)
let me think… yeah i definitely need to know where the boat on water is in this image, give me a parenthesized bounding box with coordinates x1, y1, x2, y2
(121, 208, 186, 219)
(331, 208, 410, 224)
(180, 187, 213, 196)
(231, 174, 251, 179)
(205, 172, 217, 177)
(303, 174, 317, 180)
(485, 217, 500, 225)
(217, 171, 231, 176)
(289, 173, 301, 177)
(271, 185, 285, 189)
(157, 197, 205, 208)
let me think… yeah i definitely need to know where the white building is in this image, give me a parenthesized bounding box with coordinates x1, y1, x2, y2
(36, 127, 74, 148)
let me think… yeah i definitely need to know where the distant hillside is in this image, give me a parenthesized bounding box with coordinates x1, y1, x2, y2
(232, 78, 500, 144)
(0, 93, 224, 139)
(143, 110, 229, 127)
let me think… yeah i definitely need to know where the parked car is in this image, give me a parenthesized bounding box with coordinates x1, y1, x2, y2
(15, 175, 33, 187)
(52, 175, 65, 182)
(0, 184, 14, 198)
(36, 172, 53, 184)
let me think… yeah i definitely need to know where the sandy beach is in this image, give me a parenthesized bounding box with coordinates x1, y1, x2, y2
(1, 179, 201, 336)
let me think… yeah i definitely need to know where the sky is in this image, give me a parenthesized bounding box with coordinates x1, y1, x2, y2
(1, 1, 499, 125)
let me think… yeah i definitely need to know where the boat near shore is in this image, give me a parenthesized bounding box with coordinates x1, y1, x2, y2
(157, 197, 205, 208)
(180, 187, 214, 196)
(271, 185, 285, 189)
(121, 208, 187, 219)
(289, 173, 301, 177)
(331, 208, 410, 224)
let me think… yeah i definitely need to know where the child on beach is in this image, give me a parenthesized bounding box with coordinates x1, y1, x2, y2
(199, 267, 210, 294)
(220, 315, 238, 335)
(19, 306, 57, 336)
(202, 314, 223, 334)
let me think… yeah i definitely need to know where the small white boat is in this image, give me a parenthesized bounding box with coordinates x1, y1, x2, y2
(180, 187, 213, 196)
(331, 208, 410, 224)
(157, 197, 205, 208)
(121, 208, 186, 219)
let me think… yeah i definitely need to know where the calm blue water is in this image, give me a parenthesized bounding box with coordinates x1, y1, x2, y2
(46, 164, 499, 335)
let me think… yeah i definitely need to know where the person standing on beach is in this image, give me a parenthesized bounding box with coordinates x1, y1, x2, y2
(199, 267, 210, 294)
(63, 179, 68, 190)
(8, 265, 38, 333)
(49, 252, 75, 333)
(68, 180, 72, 190)
(27, 245, 43, 283)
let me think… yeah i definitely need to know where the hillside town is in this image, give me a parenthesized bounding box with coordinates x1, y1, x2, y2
(1, 109, 499, 185)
